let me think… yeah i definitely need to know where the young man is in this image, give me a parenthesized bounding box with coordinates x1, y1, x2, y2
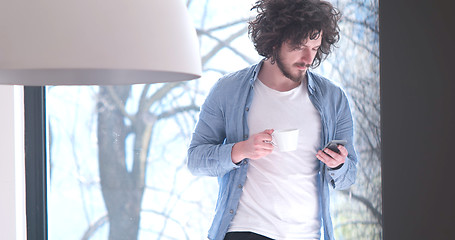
(187, 0, 358, 239)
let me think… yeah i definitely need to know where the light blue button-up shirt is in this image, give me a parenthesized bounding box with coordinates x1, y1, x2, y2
(188, 60, 358, 240)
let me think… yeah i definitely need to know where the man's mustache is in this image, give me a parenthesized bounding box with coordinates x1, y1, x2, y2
(296, 63, 311, 68)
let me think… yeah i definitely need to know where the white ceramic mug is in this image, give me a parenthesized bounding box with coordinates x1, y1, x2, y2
(270, 128, 299, 152)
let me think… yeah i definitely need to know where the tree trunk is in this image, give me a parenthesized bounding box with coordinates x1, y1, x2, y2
(97, 86, 144, 240)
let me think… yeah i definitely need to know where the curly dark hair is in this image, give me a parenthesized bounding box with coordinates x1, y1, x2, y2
(248, 0, 341, 68)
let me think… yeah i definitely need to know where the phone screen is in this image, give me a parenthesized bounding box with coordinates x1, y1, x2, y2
(323, 140, 347, 154)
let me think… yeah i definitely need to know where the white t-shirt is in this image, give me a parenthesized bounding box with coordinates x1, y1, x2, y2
(228, 79, 322, 240)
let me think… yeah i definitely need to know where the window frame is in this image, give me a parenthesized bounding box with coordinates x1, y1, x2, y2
(24, 86, 48, 240)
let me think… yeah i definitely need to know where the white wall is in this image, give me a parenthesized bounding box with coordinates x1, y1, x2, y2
(0, 85, 26, 240)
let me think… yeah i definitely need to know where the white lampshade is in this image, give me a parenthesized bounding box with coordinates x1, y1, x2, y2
(0, 0, 202, 85)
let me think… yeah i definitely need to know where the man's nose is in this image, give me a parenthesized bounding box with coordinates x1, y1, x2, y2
(300, 48, 313, 65)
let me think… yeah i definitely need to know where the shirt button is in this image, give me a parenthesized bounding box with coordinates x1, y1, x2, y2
(238, 184, 243, 189)
(245, 107, 249, 111)
(244, 134, 248, 139)
(229, 209, 234, 214)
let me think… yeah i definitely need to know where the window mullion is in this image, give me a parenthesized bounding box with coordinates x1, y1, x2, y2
(24, 86, 48, 240)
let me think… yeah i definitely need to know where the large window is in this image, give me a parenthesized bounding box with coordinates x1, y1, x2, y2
(38, 0, 381, 239)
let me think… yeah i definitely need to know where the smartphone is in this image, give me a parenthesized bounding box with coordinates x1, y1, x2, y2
(323, 140, 347, 154)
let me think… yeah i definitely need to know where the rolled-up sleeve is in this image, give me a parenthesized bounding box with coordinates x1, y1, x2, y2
(326, 90, 358, 190)
(187, 81, 240, 177)
(326, 156, 357, 190)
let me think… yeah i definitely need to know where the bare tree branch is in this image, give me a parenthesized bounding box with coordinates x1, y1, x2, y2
(201, 27, 250, 65)
(198, 28, 255, 65)
(204, 68, 229, 75)
(157, 105, 200, 120)
(202, 18, 250, 32)
(81, 214, 109, 240)
(340, 190, 383, 226)
(144, 82, 185, 112)
(340, 31, 379, 59)
(342, 17, 379, 34)
(141, 209, 191, 240)
(106, 86, 134, 121)
(138, 84, 151, 112)
(68, 104, 91, 225)
(335, 220, 381, 229)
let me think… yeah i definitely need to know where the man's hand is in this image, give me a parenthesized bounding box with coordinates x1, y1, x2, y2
(231, 129, 274, 164)
(316, 145, 348, 169)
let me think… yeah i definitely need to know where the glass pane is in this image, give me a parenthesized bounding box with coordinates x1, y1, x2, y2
(47, 83, 218, 239)
(47, 0, 380, 239)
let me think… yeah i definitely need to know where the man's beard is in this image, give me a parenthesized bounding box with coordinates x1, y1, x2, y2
(275, 54, 309, 83)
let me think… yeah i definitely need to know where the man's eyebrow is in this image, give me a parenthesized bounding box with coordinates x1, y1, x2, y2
(301, 43, 321, 48)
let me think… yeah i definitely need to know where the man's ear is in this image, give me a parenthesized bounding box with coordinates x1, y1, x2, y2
(270, 45, 280, 65)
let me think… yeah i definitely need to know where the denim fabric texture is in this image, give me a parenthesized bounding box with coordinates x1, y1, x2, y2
(187, 60, 358, 240)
